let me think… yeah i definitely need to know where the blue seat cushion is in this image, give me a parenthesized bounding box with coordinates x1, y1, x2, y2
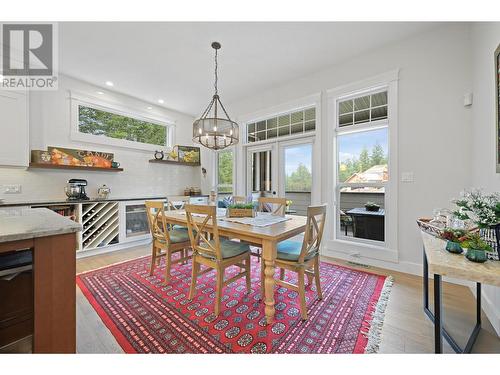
(276, 240, 314, 262)
(199, 239, 250, 259)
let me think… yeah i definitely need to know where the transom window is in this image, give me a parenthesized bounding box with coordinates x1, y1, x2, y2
(247, 107, 316, 143)
(338, 91, 387, 127)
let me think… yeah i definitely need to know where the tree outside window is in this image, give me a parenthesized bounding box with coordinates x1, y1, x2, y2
(217, 150, 233, 194)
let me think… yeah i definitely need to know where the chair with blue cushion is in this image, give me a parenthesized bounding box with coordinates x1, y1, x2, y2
(145, 201, 192, 284)
(261, 204, 327, 320)
(185, 204, 251, 316)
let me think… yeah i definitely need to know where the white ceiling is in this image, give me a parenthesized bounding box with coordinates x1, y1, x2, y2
(59, 22, 442, 116)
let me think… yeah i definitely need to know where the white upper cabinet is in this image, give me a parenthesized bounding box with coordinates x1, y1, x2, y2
(0, 90, 29, 167)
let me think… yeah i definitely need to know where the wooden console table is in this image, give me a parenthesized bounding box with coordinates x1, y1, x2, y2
(0, 208, 81, 353)
(420, 231, 500, 353)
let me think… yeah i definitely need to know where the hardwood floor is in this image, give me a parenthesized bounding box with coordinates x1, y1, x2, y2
(75, 245, 500, 354)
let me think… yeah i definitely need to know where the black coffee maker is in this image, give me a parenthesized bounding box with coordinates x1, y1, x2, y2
(64, 179, 90, 200)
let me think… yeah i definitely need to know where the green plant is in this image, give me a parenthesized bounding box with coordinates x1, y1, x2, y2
(441, 228, 467, 242)
(364, 202, 380, 208)
(228, 203, 254, 210)
(459, 232, 492, 252)
(453, 189, 500, 228)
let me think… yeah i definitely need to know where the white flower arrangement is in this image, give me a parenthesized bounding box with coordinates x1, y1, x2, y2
(453, 189, 500, 229)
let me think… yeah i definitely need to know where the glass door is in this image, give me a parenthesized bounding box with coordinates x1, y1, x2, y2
(247, 144, 277, 199)
(279, 140, 313, 216)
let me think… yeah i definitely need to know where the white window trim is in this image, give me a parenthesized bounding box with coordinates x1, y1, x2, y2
(214, 147, 236, 195)
(70, 91, 176, 152)
(326, 70, 399, 263)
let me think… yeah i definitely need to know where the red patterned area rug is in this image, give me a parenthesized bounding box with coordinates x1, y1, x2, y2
(76, 255, 393, 354)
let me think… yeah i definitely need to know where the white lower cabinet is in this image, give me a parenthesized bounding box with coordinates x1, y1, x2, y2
(118, 200, 161, 244)
(0, 90, 29, 167)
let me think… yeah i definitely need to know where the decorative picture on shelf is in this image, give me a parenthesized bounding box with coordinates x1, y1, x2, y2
(177, 146, 200, 164)
(496, 43, 500, 172)
(47, 147, 114, 168)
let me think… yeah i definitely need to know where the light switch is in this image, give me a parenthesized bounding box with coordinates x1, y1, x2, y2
(401, 172, 414, 183)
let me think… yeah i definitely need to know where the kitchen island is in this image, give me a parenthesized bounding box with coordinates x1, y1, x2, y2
(0, 208, 81, 353)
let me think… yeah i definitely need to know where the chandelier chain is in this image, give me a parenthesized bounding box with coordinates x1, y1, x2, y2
(214, 48, 218, 95)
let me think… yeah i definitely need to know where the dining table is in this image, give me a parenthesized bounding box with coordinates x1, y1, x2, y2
(160, 209, 308, 324)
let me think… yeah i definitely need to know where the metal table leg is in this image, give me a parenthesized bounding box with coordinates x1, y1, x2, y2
(422, 246, 482, 353)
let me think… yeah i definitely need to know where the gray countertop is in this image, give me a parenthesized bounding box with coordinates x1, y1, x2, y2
(0, 207, 82, 243)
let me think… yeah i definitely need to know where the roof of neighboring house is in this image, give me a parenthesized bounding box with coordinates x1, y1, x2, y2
(345, 164, 388, 183)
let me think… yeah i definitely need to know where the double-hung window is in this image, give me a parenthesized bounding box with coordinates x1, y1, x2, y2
(334, 88, 391, 246)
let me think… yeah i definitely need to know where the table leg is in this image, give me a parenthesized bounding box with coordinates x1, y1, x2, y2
(262, 239, 277, 324)
(434, 273, 443, 354)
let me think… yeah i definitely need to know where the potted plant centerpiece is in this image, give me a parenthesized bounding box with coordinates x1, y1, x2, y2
(441, 228, 467, 254)
(227, 203, 256, 218)
(364, 201, 380, 212)
(459, 232, 492, 263)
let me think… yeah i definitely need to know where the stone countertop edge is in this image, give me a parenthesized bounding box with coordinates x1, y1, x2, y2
(0, 207, 82, 244)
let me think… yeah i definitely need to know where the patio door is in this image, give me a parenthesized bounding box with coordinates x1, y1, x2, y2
(247, 144, 278, 198)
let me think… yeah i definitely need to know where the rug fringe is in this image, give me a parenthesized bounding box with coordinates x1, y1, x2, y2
(363, 276, 394, 354)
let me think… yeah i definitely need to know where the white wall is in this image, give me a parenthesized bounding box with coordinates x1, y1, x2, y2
(230, 23, 473, 270)
(470, 22, 500, 335)
(0, 75, 203, 201)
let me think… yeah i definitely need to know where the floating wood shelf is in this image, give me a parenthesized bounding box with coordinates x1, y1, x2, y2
(148, 159, 200, 166)
(28, 163, 124, 172)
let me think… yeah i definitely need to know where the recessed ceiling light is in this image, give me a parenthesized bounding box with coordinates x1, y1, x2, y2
(157, 99, 164, 104)
(105, 81, 114, 87)
(147, 106, 153, 110)
(97, 91, 104, 95)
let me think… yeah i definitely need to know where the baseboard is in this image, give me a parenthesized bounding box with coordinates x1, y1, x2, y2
(76, 238, 151, 259)
(470, 285, 500, 337)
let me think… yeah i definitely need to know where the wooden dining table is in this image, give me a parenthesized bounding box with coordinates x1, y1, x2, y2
(160, 210, 308, 324)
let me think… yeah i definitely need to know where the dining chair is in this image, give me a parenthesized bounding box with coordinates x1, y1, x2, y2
(261, 204, 327, 320)
(258, 196, 287, 216)
(250, 196, 288, 261)
(145, 201, 192, 283)
(185, 204, 252, 316)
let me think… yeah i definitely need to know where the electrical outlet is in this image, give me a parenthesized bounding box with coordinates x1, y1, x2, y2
(3, 184, 22, 194)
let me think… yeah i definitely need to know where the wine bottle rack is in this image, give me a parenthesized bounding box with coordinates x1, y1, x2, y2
(81, 202, 119, 251)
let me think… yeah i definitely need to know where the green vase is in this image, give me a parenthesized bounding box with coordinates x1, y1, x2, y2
(445, 241, 463, 254)
(465, 248, 488, 263)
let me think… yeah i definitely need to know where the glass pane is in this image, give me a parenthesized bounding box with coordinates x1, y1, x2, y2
(371, 106, 388, 121)
(247, 133, 256, 143)
(290, 110, 304, 124)
(304, 120, 315, 131)
(251, 150, 272, 192)
(371, 91, 388, 107)
(267, 117, 277, 129)
(291, 123, 303, 134)
(267, 129, 277, 139)
(339, 100, 353, 115)
(354, 95, 370, 111)
(79, 105, 167, 146)
(247, 123, 255, 133)
(284, 143, 312, 216)
(354, 110, 370, 124)
(278, 126, 290, 137)
(339, 186, 385, 241)
(126, 204, 149, 237)
(304, 107, 316, 121)
(217, 150, 233, 194)
(257, 121, 266, 131)
(337, 127, 389, 183)
(256, 131, 267, 141)
(278, 114, 290, 126)
(339, 114, 353, 127)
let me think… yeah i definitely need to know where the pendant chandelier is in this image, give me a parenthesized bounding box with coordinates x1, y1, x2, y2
(193, 42, 239, 150)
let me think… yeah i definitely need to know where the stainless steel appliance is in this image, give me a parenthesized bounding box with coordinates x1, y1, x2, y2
(64, 179, 89, 201)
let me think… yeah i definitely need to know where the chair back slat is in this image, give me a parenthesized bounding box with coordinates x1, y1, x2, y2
(185, 204, 222, 261)
(299, 205, 327, 262)
(258, 197, 287, 216)
(145, 200, 171, 243)
(166, 196, 190, 211)
(232, 196, 247, 204)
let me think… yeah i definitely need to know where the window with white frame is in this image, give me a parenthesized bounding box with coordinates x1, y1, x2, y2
(216, 149, 234, 195)
(246, 107, 316, 143)
(335, 89, 389, 244)
(72, 97, 174, 151)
